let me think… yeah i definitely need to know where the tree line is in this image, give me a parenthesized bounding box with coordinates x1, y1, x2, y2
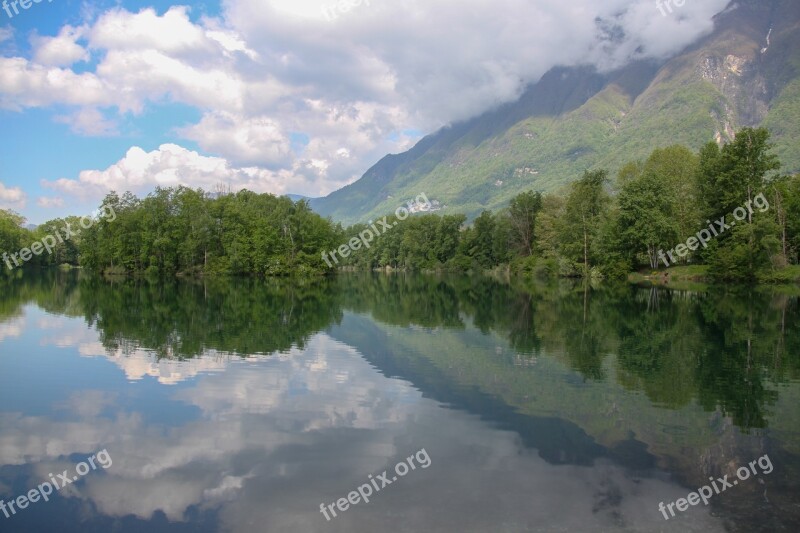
(2, 188, 342, 277)
(1, 127, 798, 282)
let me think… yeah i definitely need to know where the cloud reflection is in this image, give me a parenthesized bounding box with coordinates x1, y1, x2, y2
(0, 309, 728, 532)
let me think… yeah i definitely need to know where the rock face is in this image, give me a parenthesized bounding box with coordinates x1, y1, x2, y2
(696, 2, 789, 134)
(700, 53, 766, 127)
(312, 0, 800, 225)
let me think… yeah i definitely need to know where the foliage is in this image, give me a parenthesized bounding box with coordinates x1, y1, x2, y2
(0, 209, 27, 277)
(560, 170, 611, 275)
(78, 187, 342, 277)
(615, 170, 679, 269)
(698, 128, 782, 282)
(3, 129, 799, 283)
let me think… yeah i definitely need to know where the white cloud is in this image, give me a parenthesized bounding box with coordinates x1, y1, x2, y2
(36, 196, 66, 208)
(0, 27, 12, 43)
(178, 111, 292, 168)
(54, 107, 119, 136)
(42, 143, 325, 200)
(30, 26, 89, 67)
(205, 29, 259, 60)
(89, 6, 209, 54)
(0, 57, 116, 111)
(83, 6, 259, 113)
(0, 182, 26, 210)
(97, 48, 245, 112)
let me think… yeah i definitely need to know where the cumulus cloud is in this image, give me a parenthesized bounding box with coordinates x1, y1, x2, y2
(88, 6, 210, 53)
(54, 107, 119, 136)
(36, 196, 66, 208)
(179, 111, 293, 168)
(0, 57, 116, 111)
(0, 7, 253, 114)
(1, 0, 732, 201)
(0, 181, 26, 210)
(30, 26, 90, 67)
(42, 143, 331, 199)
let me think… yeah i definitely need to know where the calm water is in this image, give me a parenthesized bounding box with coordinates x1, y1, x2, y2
(0, 272, 798, 532)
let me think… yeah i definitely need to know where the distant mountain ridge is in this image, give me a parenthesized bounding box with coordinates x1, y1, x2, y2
(310, 0, 800, 225)
(285, 193, 311, 203)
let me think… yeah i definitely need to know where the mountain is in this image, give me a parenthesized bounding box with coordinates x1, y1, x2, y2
(311, 0, 800, 225)
(285, 193, 313, 203)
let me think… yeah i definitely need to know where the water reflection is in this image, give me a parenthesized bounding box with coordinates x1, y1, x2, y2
(0, 271, 798, 532)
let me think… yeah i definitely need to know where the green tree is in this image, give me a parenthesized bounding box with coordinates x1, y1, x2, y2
(643, 145, 700, 244)
(469, 211, 497, 269)
(534, 195, 565, 259)
(769, 173, 800, 265)
(0, 209, 28, 275)
(507, 191, 543, 257)
(561, 170, 611, 275)
(616, 172, 679, 269)
(699, 128, 780, 220)
(698, 128, 782, 281)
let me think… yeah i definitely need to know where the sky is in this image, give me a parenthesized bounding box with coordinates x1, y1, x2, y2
(0, 0, 731, 223)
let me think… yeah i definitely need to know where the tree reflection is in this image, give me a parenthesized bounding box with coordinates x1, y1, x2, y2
(0, 272, 798, 431)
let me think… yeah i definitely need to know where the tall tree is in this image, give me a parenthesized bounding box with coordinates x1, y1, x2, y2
(534, 195, 565, 259)
(561, 170, 611, 275)
(643, 145, 700, 244)
(507, 191, 543, 257)
(698, 128, 781, 280)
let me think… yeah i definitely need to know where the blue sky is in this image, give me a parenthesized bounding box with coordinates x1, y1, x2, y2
(0, 0, 730, 223)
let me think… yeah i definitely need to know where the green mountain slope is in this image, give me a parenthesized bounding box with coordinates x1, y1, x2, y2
(312, 0, 800, 225)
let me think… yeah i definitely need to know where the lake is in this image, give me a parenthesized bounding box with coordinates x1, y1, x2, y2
(0, 271, 798, 532)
